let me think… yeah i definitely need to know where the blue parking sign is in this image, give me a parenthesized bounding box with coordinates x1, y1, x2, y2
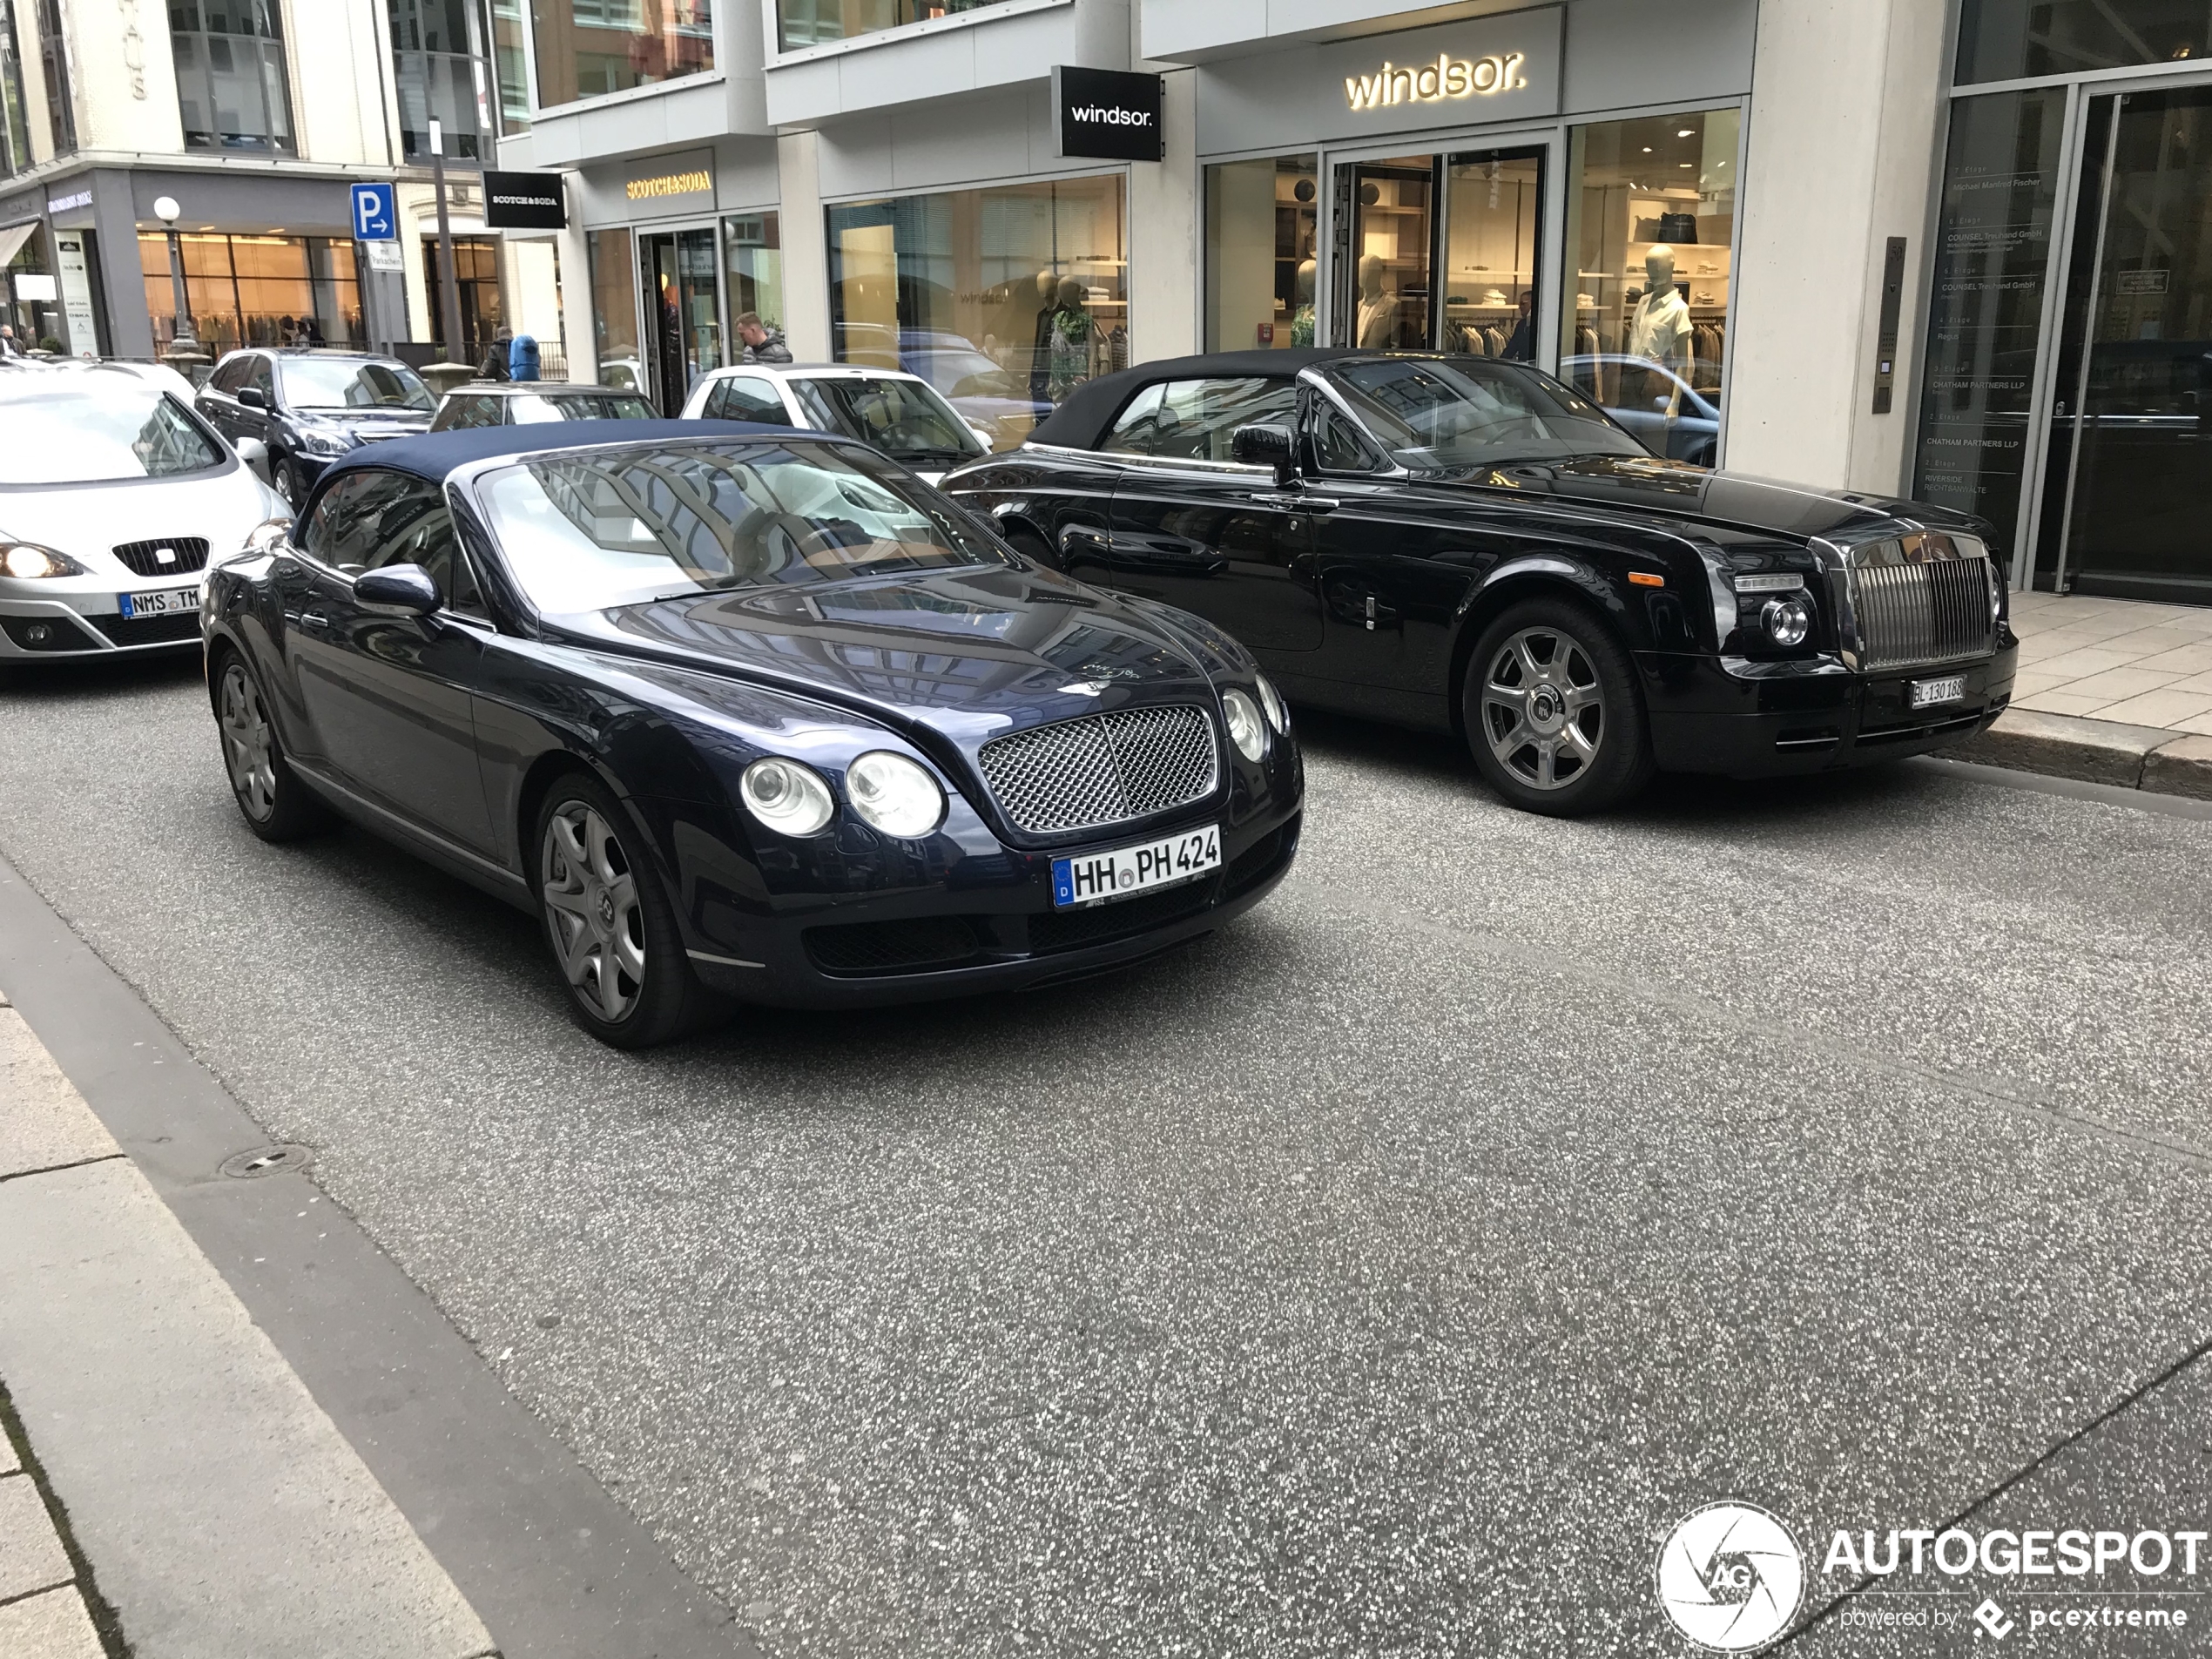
(350, 183, 396, 241)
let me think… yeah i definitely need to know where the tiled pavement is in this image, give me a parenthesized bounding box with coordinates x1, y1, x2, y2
(2008, 589, 2212, 735)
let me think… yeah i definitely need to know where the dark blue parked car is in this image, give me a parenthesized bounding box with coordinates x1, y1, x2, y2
(196, 348, 437, 509)
(201, 421, 1303, 1047)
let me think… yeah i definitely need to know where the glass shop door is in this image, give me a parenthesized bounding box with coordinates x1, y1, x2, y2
(637, 226, 724, 416)
(2047, 85, 2212, 604)
(1327, 143, 1547, 359)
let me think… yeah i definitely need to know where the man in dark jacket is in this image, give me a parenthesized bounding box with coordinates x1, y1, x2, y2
(736, 313, 792, 364)
(478, 327, 513, 381)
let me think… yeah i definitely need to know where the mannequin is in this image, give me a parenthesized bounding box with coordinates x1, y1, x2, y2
(1028, 269, 1062, 403)
(1291, 259, 1317, 347)
(1356, 254, 1396, 348)
(1045, 275, 1098, 403)
(1627, 244, 1695, 419)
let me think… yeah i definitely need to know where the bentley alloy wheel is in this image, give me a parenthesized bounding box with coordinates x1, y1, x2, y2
(1481, 625, 1607, 792)
(219, 659, 279, 821)
(540, 799, 648, 1025)
(1463, 598, 1654, 817)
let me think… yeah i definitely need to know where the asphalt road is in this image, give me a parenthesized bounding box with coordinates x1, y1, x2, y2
(3, 651, 2210, 1656)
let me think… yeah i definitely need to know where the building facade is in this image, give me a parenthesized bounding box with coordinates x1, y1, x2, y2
(6, 0, 564, 370)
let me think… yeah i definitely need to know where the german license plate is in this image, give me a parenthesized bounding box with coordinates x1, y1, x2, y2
(1909, 673, 1967, 710)
(1052, 825, 1221, 909)
(118, 586, 199, 619)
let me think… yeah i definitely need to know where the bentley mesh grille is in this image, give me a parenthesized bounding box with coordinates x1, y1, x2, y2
(1851, 550, 1997, 672)
(977, 705, 1218, 834)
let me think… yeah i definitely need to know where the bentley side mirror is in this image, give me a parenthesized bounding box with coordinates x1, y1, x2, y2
(355, 563, 442, 617)
(1231, 422, 1297, 485)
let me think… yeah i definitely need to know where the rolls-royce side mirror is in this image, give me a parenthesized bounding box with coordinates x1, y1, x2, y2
(355, 563, 442, 617)
(1231, 422, 1297, 485)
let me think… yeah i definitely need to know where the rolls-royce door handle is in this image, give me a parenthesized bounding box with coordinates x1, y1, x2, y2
(1251, 491, 1340, 513)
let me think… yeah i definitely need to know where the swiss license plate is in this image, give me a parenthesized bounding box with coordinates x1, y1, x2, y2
(1909, 673, 1967, 710)
(118, 586, 199, 620)
(1052, 825, 1221, 909)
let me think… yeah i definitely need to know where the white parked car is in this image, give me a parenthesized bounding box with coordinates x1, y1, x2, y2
(681, 363, 993, 483)
(0, 361, 288, 659)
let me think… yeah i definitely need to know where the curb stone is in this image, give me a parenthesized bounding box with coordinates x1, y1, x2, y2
(1941, 708, 2212, 799)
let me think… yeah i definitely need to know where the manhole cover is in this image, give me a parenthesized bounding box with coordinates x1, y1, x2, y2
(218, 1143, 313, 1179)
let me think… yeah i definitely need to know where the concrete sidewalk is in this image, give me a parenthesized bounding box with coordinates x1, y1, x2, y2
(1947, 590, 2212, 798)
(0, 989, 496, 1659)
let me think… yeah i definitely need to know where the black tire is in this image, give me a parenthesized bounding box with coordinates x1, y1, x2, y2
(276, 457, 309, 510)
(1461, 597, 1654, 818)
(1003, 527, 1061, 571)
(212, 649, 334, 841)
(532, 771, 723, 1049)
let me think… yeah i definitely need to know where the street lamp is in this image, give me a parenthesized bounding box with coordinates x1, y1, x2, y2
(153, 195, 199, 353)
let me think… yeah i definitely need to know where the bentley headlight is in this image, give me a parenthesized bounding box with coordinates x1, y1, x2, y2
(1, 543, 85, 579)
(244, 517, 293, 553)
(845, 751, 945, 839)
(1222, 688, 1268, 762)
(740, 757, 835, 836)
(1254, 673, 1290, 734)
(1761, 595, 1812, 648)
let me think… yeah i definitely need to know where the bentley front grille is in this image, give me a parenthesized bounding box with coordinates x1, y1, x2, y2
(1848, 537, 1997, 672)
(977, 705, 1218, 834)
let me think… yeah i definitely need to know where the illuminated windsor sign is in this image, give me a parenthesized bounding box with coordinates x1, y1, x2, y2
(1344, 50, 1528, 111)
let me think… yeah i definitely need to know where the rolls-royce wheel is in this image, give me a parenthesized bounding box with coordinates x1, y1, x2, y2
(1462, 597, 1654, 818)
(534, 772, 721, 1049)
(214, 651, 332, 841)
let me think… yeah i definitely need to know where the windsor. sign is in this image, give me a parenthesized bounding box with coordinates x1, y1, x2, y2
(1344, 50, 1529, 111)
(1054, 66, 1164, 162)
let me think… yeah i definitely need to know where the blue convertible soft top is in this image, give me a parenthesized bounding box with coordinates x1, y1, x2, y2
(315, 418, 815, 487)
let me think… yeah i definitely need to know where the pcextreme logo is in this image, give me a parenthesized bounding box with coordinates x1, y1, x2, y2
(1343, 50, 1528, 111)
(1656, 1503, 1807, 1652)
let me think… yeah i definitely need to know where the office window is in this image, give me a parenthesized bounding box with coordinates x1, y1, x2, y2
(0, 1, 29, 174)
(488, 0, 529, 133)
(1959, 0, 2212, 84)
(827, 174, 1127, 449)
(530, 0, 711, 108)
(389, 0, 493, 160)
(34, 0, 70, 153)
(172, 0, 295, 155)
(777, 0, 995, 51)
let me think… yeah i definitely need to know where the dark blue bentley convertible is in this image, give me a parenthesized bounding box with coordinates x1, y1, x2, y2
(202, 421, 1303, 1047)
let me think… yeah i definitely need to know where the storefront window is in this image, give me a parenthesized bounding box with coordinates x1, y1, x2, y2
(1959, 0, 2212, 85)
(489, 0, 529, 133)
(1909, 89, 2067, 560)
(530, 0, 712, 108)
(723, 212, 782, 334)
(138, 233, 360, 352)
(1557, 107, 1738, 468)
(424, 238, 506, 367)
(777, 0, 993, 51)
(6, 222, 56, 347)
(826, 174, 1127, 449)
(1204, 154, 1317, 352)
(389, 0, 495, 161)
(171, 0, 294, 154)
(589, 228, 641, 390)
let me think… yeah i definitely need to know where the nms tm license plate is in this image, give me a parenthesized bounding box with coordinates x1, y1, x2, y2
(1052, 825, 1220, 909)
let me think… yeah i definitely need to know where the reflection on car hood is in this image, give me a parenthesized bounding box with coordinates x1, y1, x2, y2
(1441, 454, 1987, 543)
(556, 565, 1221, 751)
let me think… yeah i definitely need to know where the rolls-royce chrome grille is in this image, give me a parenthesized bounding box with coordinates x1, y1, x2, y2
(1848, 536, 1998, 672)
(978, 705, 1218, 834)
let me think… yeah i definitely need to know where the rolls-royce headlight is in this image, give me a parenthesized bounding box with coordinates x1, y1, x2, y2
(1223, 689, 1268, 762)
(740, 757, 835, 836)
(1761, 595, 1812, 648)
(845, 751, 945, 838)
(1254, 673, 1290, 734)
(2, 543, 86, 579)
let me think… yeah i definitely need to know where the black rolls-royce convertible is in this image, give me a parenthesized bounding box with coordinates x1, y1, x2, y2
(943, 351, 2020, 816)
(201, 421, 1302, 1047)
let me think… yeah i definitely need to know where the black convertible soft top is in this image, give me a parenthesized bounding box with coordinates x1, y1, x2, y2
(1027, 349, 1364, 452)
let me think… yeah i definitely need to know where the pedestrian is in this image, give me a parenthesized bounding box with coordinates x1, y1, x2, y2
(0, 325, 18, 358)
(735, 312, 791, 365)
(478, 327, 513, 382)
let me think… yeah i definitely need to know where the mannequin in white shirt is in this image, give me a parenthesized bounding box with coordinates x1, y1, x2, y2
(1356, 255, 1397, 348)
(1627, 244, 1694, 421)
